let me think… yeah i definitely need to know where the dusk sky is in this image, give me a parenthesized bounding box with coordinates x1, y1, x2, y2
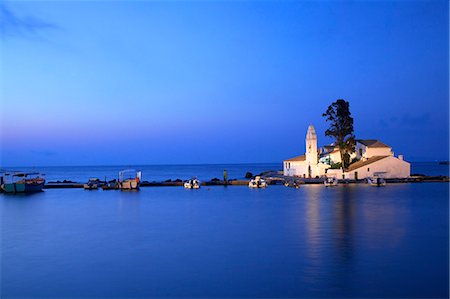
(1, 0, 448, 166)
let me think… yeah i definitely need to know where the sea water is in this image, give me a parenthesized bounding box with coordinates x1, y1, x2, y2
(4, 162, 449, 183)
(5, 163, 282, 183)
(1, 178, 448, 298)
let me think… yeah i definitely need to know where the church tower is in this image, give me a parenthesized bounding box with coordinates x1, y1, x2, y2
(305, 124, 318, 167)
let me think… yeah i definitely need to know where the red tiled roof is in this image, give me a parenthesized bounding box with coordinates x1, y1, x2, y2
(284, 155, 306, 162)
(357, 139, 391, 148)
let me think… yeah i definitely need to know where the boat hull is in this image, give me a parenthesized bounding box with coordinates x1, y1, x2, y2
(83, 184, 98, 190)
(102, 183, 119, 190)
(2, 182, 45, 193)
(184, 184, 200, 189)
(184, 180, 201, 189)
(119, 180, 140, 190)
(368, 178, 386, 187)
(249, 181, 267, 188)
(324, 179, 338, 187)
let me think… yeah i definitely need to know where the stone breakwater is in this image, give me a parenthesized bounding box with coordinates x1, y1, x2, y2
(42, 173, 449, 189)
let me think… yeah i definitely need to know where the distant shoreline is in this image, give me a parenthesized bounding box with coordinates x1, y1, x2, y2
(2, 161, 449, 169)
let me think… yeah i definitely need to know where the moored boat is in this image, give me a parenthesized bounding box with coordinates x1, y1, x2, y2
(84, 178, 100, 190)
(1, 172, 46, 193)
(102, 179, 119, 190)
(284, 178, 302, 188)
(367, 177, 386, 187)
(118, 169, 141, 190)
(324, 177, 338, 187)
(249, 176, 267, 188)
(184, 178, 201, 189)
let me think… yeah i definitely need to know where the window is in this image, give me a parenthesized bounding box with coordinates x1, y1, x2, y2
(367, 168, 370, 172)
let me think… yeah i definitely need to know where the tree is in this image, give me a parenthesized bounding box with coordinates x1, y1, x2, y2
(322, 99, 356, 169)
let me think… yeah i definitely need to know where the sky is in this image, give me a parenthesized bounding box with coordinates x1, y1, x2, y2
(0, 0, 448, 166)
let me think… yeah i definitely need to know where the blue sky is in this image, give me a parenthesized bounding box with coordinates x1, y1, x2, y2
(0, 0, 448, 166)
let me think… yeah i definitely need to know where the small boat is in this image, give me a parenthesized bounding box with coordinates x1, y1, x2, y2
(184, 178, 201, 189)
(84, 178, 100, 190)
(249, 176, 267, 188)
(367, 177, 386, 187)
(1, 172, 45, 193)
(118, 169, 142, 190)
(324, 177, 338, 187)
(284, 179, 301, 188)
(102, 179, 119, 190)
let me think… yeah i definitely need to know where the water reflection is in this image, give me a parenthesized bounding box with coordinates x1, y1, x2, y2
(117, 190, 142, 219)
(333, 186, 356, 264)
(1, 185, 448, 298)
(0, 192, 45, 199)
(302, 186, 408, 260)
(331, 186, 358, 294)
(0, 192, 46, 222)
(304, 185, 322, 257)
(303, 185, 325, 287)
(360, 187, 408, 249)
(302, 185, 358, 292)
(301, 185, 414, 295)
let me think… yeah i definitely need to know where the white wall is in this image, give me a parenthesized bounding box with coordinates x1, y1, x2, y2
(317, 163, 331, 177)
(364, 147, 393, 158)
(326, 168, 345, 179)
(284, 161, 330, 178)
(284, 161, 308, 177)
(283, 162, 290, 176)
(344, 156, 410, 179)
(356, 142, 393, 160)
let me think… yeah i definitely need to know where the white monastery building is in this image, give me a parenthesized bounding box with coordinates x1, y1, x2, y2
(283, 125, 330, 178)
(283, 125, 410, 179)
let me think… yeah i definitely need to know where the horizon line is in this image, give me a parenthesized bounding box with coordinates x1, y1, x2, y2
(1, 160, 448, 169)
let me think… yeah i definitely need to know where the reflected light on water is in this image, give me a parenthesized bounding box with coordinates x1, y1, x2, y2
(117, 190, 141, 218)
(302, 185, 327, 287)
(333, 186, 356, 264)
(359, 186, 408, 249)
(1, 184, 447, 298)
(304, 185, 322, 257)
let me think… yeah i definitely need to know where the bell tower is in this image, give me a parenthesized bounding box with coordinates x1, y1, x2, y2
(305, 124, 318, 166)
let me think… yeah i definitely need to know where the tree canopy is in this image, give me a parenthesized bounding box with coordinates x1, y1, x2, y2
(322, 99, 356, 169)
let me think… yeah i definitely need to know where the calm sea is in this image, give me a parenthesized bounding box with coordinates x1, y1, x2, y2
(1, 163, 449, 298)
(4, 163, 281, 183)
(2, 162, 449, 183)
